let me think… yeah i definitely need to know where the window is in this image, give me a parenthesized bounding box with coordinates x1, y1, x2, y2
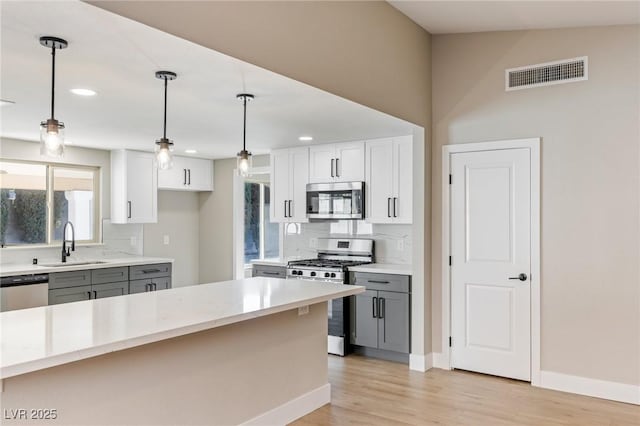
(244, 180, 279, 264)
(0, 160, 99, 247)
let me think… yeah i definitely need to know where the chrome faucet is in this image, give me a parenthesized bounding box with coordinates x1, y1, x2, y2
(61, 221, 75, 263)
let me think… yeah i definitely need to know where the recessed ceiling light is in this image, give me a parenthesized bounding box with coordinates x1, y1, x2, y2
(70, 88, 96, 96)
(0, 99, 16, 107)
(299, 136, 313, 141)
(185, 149, 197, 154)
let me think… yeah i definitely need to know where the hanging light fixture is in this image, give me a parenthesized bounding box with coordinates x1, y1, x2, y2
(154, 71, 177, 170)
(39, 36, 68, 158)
(236, 93, 254, 176)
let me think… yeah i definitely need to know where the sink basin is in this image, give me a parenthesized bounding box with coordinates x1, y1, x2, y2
(40, 261, 108, 267)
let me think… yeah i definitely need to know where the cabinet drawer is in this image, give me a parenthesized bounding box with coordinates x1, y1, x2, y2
(93, 281, 128, 300)
(49, 270, 91, 289)
(252, 265, 286, 278)
(129, 263, 171, 280)
(91, 267, 129, 284)
(350, 272, 410, 293)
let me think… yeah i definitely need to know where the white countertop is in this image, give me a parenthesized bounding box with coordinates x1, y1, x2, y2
(0, 256, 174, 277)
(0, 277, 364, 379)
(250, 258, 288, 267)
(348, 263, 413, 276)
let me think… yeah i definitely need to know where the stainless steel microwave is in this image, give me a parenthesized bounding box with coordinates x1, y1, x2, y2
(306, 182, 365, 220)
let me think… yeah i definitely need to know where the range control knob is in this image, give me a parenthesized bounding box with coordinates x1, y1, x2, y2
(296, 270, 302, 276)
(324, 272, 331, 278)
(310, 271, 316, 277)
(330, 273, 336, 278)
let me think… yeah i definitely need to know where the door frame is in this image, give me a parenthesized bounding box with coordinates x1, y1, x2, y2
(441, 138, 541, 385)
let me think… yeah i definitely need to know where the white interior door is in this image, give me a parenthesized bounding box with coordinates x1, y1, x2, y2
(450, 148, 531, 381)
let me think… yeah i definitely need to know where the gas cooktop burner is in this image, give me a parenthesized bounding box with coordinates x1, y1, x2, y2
(288, 259, 370, 269)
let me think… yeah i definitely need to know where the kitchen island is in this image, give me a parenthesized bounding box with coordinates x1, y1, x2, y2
(1, 277, 363, 425)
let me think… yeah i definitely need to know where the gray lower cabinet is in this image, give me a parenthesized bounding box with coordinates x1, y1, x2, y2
(48, 263, 172, 305)
(252, 264, 286, 278)
(129, 276, 171, 294)
(93, 281, 129, 299)
(49, 285, 92, 305)
(350, 272, 411, 354)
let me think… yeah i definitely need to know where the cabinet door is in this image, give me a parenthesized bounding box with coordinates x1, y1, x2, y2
(351, 290, 379, 348)
(49, 285, 92, 305)
(158, 156, 187, 190)
(93, 281, 128, 299)
(270, 149, 290, 223)
(308, 144, 335, 183)
(185, 158, 214, 191)
(151, 276, 171, 291)
(129, 279, 152, 294)
(393, 136, 413, 224)
(126, 151, 157, 223)
(378, 291, 410, 353)
(335, 141, 365, 182)
(365, 139, 394, 224)
(289, 147, 309, 222)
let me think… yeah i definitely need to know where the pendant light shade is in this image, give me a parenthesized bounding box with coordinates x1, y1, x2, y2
(39, 36, 68, 158)
(236, 93, 254, 176)
(155, 71, 177, 170)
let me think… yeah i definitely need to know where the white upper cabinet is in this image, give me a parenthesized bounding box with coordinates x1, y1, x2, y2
(365, 136, 413, 224)
(309, 141, 365, 183)
(111, 150, 158, 224)
(270, 147, 309, 223)
(158, 156, 213, 191)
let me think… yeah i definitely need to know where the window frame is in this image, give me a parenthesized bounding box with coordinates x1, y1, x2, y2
(0, 158, 101, 248)
(243, 179, 275, 265)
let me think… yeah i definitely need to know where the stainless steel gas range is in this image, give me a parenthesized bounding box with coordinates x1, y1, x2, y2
(287, 238, 374, 356)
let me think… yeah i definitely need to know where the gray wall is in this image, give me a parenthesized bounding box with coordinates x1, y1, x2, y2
(431, 25, 640, 385)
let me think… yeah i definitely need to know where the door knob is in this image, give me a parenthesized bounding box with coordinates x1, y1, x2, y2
(509, 273, 528, 281)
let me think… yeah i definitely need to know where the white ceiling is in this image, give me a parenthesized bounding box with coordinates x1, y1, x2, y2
(389, 1, 640, 34)
(0, 1, 414, 159)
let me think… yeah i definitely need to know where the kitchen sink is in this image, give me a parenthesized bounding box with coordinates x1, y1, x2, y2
(40, 261, 108, 267)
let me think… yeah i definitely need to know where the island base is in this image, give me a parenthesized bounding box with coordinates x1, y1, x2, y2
(1, 302, 330, 425)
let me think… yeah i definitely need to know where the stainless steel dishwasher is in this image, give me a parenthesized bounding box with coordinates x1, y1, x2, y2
(1, 273, 49, 312)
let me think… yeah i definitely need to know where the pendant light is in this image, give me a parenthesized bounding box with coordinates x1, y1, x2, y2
(236, 93, 254, 176)
(39, 36, 68, 158)
(155, 71, 177, 170)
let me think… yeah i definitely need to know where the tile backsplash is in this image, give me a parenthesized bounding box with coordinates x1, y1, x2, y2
(0, 220, 143, 265)
(283, 221, 412, 264)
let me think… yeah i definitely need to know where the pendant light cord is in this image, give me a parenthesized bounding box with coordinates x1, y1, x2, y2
(50, 46, 56, 120)
(163, 78, 168, 139)
(242, 96, 247, 151)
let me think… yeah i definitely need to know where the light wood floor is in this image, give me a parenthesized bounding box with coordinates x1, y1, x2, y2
(292, 355, 640, 426)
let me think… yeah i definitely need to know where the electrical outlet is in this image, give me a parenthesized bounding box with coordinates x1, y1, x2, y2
(298, 305, 309, 316)
(397, 239, 404, 251)
(163, 235, 170, 245)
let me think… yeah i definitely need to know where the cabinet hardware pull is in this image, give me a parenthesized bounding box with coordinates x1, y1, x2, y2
(127, 201, 132, 219)
(93, 290, 97, 299)
(368, 280, 390, 284)
(183, 169, 187, 185)
(87, 291, 92, 299)
(379, 297, 385, 319)
(335, 158, 340, 177)
(261, 271, 280, 276)
(393, 197, 398, 217)
(372, 296, 377, 318)
(141, 269, 161, 274)
(331, 158, 335, 177)
(387, 198, 391, 218)
(284, 200, 288, 218)
(188, 169, 191, 185)
(288, 200, 293, 218)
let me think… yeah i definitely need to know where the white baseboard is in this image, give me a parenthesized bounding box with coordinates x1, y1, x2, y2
(409, 353, 433, 372)
(431, 352, 450, 370)
(538, 370, 640, 405)
(242, 383, 331, 425)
